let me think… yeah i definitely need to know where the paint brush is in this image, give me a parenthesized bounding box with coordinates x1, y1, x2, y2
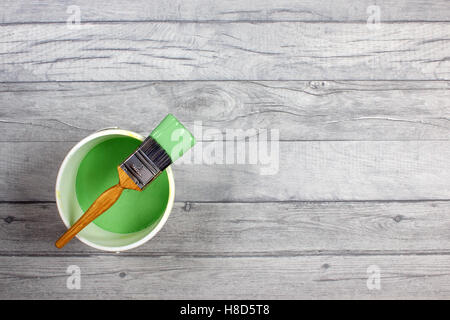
(55, 114, 195, 249)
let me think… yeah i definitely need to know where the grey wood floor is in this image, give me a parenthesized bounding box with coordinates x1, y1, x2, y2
(0, 1, 449, 299)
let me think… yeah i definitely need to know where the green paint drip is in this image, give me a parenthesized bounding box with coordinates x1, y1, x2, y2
(75, 136, 170, 234)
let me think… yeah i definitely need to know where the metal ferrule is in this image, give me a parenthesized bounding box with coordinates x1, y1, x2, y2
(120, 136, 171, 190)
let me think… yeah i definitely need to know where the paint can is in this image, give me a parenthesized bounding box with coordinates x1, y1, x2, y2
(55, 128, 175, 251)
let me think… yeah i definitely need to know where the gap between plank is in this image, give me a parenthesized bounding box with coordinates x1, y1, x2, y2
(1, 20, 450, 26)
(1, 80, 450, 84)
(2, 250, 450, 259)
(2, 199, 450, 204)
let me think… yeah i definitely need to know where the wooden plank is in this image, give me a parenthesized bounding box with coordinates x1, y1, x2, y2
(1, 254, 450, 299)
(1, 141, 449, 202)
(1, 81, 449, 142)
(2, 201, 450, 254)
(1, 0, 449, 23)
(1, 22, 449, 81)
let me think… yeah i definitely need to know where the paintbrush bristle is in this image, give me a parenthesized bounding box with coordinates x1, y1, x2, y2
(139, 136, 172, 170)
(120, 137, 172, 190)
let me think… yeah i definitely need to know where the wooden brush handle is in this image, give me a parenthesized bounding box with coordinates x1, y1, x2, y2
(55, 184, 124, 249)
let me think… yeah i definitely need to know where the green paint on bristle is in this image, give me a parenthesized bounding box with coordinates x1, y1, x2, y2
(150, 114, 196, 162)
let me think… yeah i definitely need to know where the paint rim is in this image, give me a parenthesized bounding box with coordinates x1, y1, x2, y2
(55, 128, 175, 252)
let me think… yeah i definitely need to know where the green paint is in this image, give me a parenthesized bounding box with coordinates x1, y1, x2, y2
(150, 114, 196, 162)
(75, 136, 170, 234)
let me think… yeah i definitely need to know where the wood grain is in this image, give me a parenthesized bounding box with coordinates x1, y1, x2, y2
(1, 0, 450, 300)
(1, 254, 450, 299)
(1, 0, 449, 23)
(1, 81, 449, 142)
(1, 22, 449, 81)
(2, 201, 450, 255)
(1, 141, 449, 202)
